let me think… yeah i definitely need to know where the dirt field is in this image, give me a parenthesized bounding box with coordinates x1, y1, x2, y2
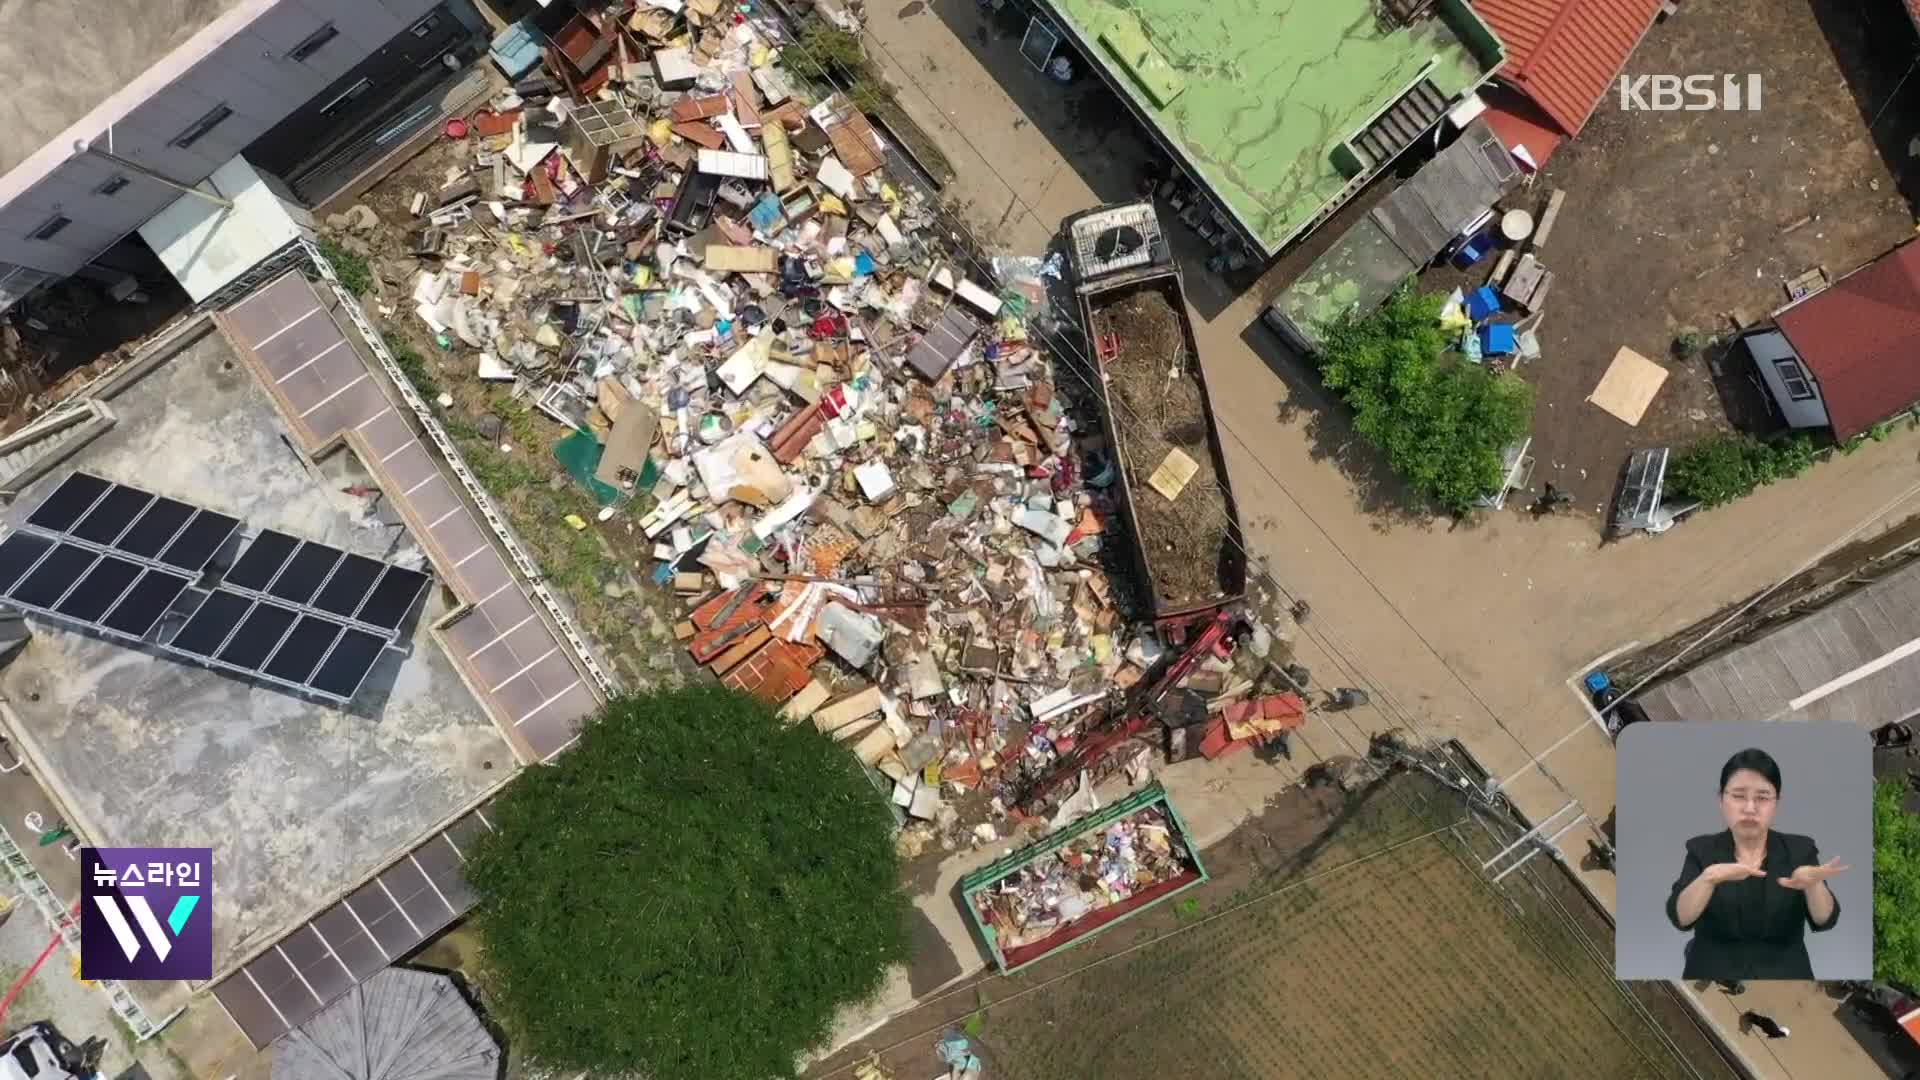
(1095, 280, 1237, 609)
(1499, 0, 1919, 512)
(808, 768, 1737, 1080)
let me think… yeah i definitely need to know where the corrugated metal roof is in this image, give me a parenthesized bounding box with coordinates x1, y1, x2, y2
(1473, 0, 1665, 135)
(1775, 239, 1920, 441)
(1638, 556, 1920, 727)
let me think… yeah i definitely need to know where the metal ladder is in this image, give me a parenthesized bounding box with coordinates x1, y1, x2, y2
(0, 823, 161, 1039)
(296, 239, 616, 698)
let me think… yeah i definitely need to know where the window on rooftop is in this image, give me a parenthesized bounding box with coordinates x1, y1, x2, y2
(171, 104, 234, 149)
(1773, 358, 1816, 402)
(30, 215, 70, 242)
(95, 174, 130, 196)
(288, 24, 339, 62)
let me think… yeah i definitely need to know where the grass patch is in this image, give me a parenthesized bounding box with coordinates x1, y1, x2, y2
(462, 439, 542, 493)
(317, 238, 373, 296)
(384, 333, 441, 400)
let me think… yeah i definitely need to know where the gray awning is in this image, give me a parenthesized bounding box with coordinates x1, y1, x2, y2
(274, 968, 499, 1080)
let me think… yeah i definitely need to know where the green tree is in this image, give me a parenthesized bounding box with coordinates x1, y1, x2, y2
(1315, 287, 1533, 514)
(1876, 780, 1920, 986)
(465, 687, 910, 1080)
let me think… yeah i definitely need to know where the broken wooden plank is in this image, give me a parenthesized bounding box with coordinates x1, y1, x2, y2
(1532, 189, 1566, 248)
(813, 685, 885, 733)
(780, 679, 832, 723)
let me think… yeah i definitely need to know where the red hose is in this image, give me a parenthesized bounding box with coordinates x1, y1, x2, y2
(0, 900, 78, 1024)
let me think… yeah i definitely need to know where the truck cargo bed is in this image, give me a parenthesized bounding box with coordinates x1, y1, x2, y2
(1079, 271, 1246, 622)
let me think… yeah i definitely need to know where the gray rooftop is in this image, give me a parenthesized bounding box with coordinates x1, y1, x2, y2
(0, 0, 244, 176)
(276, 968, 500, 1080)
(0, 323, 512, 978)
(1640, 559, 1920, 727)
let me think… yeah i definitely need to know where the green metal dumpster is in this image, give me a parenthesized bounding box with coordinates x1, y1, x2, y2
(960, 782, 1207, 974)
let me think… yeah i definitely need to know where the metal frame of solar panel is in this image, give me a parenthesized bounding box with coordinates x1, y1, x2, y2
(1, 472, 432, 706)
(0, 472, 239, 647)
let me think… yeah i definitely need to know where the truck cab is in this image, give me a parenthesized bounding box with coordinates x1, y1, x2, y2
(0, 1023, 85, 1080)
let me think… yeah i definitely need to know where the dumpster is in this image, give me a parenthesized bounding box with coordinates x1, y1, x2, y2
(960, 782, 1207, 974)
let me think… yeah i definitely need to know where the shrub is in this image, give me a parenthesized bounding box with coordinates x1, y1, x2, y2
(465, 687, 910, 1080)
(382, 333, 439, 400)
(1314, 287, 1533, 515)
(1665, 433, 1820, 508)
(316, 238, 372, 296)
(1876, 781, 1920, 987)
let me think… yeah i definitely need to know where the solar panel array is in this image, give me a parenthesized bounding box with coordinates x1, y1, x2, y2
(213, 801, 496, 1049)
(0, 472, 431, 704)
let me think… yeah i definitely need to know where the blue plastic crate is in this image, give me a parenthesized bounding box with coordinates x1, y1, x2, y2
(1480, 322, 1516, 356)
(1466, 285, 1501, 321)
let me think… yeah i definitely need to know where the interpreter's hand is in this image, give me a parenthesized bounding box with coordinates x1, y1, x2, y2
(1701, 862, 1768, 885)
(1779, 858, 1850, 891)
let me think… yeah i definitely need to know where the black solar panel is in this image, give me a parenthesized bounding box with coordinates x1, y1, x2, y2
(269, 542, 341, 605)
(71, 485, 152, 546)
(313, 554, 383, 618)
(169, 590, 252, 657)
(55, 555, 142, 622)
(0, 533, 55, 595)
(218, 602, 297, 669)
(101, 571, 192, 638)
(263, 615, 342, 684)
(26, 472, 109, 532)
(7, 472, 425, 704)
(226, 530, 298, 591)
(117, 498, 196, 560)
(158, 511, 241, 573)
(309, 629, 384, 701)
(12, 544, 97, 608)
(357, 567, 430, 630)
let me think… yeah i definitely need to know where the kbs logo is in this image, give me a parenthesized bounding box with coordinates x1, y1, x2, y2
(80, 848, 211, 980)
(1619, 74, 1764, 112)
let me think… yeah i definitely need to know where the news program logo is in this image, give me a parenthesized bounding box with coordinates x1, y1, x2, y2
(80, 848, 211, 980)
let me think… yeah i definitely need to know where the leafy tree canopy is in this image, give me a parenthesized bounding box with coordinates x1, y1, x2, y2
(1315, 287, 1533, 515)
(465, 686, 910, 1080)
(1875, 780, 1920, 987)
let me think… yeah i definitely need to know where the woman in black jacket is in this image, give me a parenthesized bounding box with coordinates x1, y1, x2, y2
(1667, 748, 1849, 980)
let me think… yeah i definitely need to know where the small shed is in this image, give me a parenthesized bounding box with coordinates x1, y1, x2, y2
(274, 969, 500, 1080)
(1747, 238, 1920, 440)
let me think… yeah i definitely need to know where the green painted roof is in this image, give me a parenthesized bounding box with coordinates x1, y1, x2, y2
(1045, 0, 1499, 252)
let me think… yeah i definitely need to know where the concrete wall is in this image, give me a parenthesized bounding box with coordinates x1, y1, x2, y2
(0, 0, 445, 280)
(1745, 328, 1832, 430)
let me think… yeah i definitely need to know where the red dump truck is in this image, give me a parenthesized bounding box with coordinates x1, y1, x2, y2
(1063, 202, 1247, 642)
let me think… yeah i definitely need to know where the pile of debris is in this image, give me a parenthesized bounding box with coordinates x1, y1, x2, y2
(355, 3, 1221, 835)
(966, 802, 1196, 951)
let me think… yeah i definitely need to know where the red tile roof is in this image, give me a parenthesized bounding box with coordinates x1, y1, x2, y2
(1472, 0, 1666, 135)
(1775, 239, 1920, 441)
